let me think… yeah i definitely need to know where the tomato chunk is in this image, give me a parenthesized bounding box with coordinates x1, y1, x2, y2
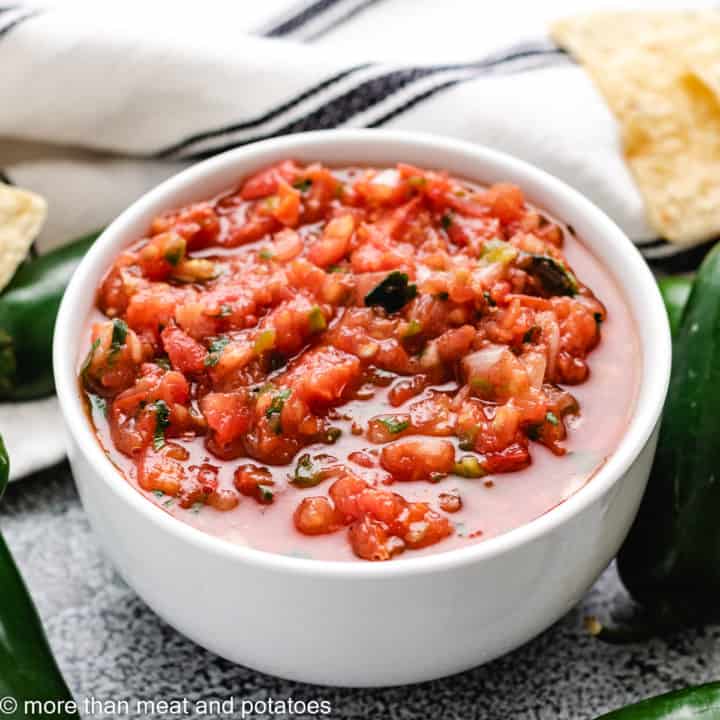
(380, 438, 455, 482)
(201, 391, 251, 448)
(294, 497, 340, 535)
(161, 325, 207, 374)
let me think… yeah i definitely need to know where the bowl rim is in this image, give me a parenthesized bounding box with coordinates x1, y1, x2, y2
(53, 129, 671, 579)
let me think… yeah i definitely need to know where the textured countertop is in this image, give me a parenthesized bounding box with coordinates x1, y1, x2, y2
(2, 464, 717, 720)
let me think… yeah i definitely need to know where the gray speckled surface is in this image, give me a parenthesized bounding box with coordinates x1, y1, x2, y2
(1, 464, 717, 720)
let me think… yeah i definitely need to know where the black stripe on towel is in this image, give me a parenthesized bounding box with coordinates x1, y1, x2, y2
(304, 0, 385, 41)
(176, 46, 565, 161)
(180, 66, 462, 160)
(368, 48, 567, 127)
(155, 63, 372, 158)
(367, 78, 464, 128)
(0, 7, 40, 39)
(263, 0, 345, 37)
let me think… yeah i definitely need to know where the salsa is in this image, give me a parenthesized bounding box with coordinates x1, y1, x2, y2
(80, 160, 640, 561)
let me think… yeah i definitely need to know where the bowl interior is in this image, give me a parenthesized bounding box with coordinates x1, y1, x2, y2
(53, 129, 671, 577)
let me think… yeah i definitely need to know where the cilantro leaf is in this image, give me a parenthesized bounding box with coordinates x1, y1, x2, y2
(292, 454, 320, 488)
(266, 387, 291, 434)
(257, 485, 274, 503)
(293, 178, 312, 192)
(164, 247, 183, 266)
(204, 336, 230, 367)
(90, 394, 107, 416)
(110, 318, 128, 351)
(81, 337, 101, 378)
(152, 400, 170, 451)
(266, 388, 291, 420)
(108, 319, 128, 364)
(292, 453, 336, 488)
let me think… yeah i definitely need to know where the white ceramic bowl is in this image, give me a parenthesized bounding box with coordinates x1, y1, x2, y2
(54, 130, 671, 687)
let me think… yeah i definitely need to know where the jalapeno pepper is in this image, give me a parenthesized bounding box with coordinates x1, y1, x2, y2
(0, 435, 79, 718)
(0, 231, 100, 401)
(618, 243, 720, 627)
(657, 274, 693, 337)
(595, 682, 720, 718)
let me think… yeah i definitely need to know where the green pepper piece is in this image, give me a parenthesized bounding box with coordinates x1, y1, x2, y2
(595, 682, 720, 719)
(0, 231, 101, 401)
(0, 436, 79, 718)
(291, 453, 337, 488)
(364, 271, 418, 313)
(657, 274, 693, 338)
(453, 455, 486, 478)
(520, 254, 578, 296)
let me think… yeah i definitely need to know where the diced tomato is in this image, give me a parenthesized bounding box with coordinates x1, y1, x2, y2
(356, 488, 406, 524)
(380, 438, 455, 482)
(137, 445, 188, 495)
(233, 464, 275, 504)
(353, 169, 411, 207)
(82, 320, 144, 396)
(174, 301, 219, 340)
(385, 197, 423, 241)
(483, 183, 525, 224)
(224, 214, 280, 246)
(396, 504, 453, 549)
(273, 180, 301, 227)
(462, 345, 530, 403)
(284, 347, 362, 408)
(484, 442, 531, 473)
(126, 287, 184, 339)
(240, 160, 299, 200)
(149, 203, 220, 249)
(387, 375, 427, 407)
(271, 229, 304, 262)
(294, 496, 340, 535)
(161, 325, 207, 374)
(302, 165, 342, 221)
(207, 488, 241, 511)
(349, 517, 398, 561)
(350, 227, 412, 273)
(97, 256, 135, 317)
(201, 391, 251, 448)
(308, 214, 354, 267)
(195, 463, 219, 494)
(329, 472, 368, 522)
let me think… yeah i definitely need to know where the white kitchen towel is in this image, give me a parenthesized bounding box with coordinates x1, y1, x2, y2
(0, 0, 713, 479)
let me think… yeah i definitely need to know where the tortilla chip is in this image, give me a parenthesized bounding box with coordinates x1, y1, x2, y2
(551, 11, 720, 245)
(0, 183, 47, 291)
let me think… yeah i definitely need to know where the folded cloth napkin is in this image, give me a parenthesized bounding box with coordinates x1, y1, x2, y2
(0, 0, 713, 479)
